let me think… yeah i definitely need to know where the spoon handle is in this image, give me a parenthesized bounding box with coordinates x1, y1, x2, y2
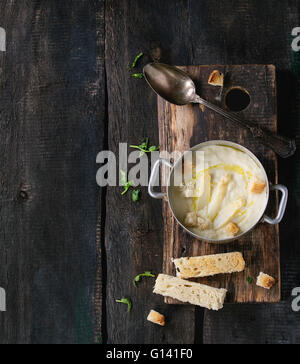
(194, 96, 296, 158)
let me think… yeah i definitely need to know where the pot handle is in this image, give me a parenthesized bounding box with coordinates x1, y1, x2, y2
(148, 158, 173, 199)
(263, 184, 288, 225)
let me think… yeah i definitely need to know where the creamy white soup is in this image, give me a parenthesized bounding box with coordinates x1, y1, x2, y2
(172, 145, 268, 240)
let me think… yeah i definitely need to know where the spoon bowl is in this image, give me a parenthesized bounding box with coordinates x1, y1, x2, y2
(143, 63, 197, 105)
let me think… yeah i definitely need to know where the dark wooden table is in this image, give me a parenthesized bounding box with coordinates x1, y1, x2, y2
(0, 0, 299, 344)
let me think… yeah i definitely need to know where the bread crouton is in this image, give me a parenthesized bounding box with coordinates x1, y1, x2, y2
(208, 70, 224, 86)
(250, 178, 267, 194)
(226, 222, 240, 236)
(147, 310, 165, 326)
(184, 212, 198, 227)
(256, 272, 276, 290)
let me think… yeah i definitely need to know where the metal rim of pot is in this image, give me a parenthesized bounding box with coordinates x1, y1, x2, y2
(148, 140, 288, 244)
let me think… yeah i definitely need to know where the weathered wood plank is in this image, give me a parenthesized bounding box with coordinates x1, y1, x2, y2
(203, 303, 300, 344)
(105, 0, 197, 344)
(0, 0, 105, 344)
(159, 64, 280, 304)
(105, 0, 300, 344)
(187, 0, 300, 344)
(0, 0, 298, 345)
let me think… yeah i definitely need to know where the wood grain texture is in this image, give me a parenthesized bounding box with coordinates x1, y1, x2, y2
(187, 0, 300, 344)
(0, 0, 298, 345)
(159, 65, 280, 304)
(104, 0, 196, 345)
(0, 0, 105, 344)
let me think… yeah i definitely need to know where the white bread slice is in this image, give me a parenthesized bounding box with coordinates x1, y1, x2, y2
(153, 274, 227, 311)
(147, 310, 165, 326)
(173, 252, 245, 279)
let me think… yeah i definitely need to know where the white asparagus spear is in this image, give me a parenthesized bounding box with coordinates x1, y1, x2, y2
(214, 198, 246, 229)
(208, 174, 231, 220)
(196, 173, 211, 210)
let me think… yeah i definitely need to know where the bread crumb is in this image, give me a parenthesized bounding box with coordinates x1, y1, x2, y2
(250, 178, 266, 194)
(208, 70, 224, 87)
(147, 310, 165, 326)
(256, 272, 276, 290)
(197, 217, 210, 231)
(184, 212, 198, 227)
(226, 222, 240, 236)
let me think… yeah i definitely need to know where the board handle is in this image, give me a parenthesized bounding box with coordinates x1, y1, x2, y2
(263, 184, 288, 225)
(148, 158, 172, 199)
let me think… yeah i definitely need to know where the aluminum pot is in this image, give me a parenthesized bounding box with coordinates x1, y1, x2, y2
(148, 140, 288, 243)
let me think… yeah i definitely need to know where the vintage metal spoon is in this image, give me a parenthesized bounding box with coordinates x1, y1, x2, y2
(143, 63, 296, 158)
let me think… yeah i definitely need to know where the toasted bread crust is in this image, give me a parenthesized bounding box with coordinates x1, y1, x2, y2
(173, 252, 245, 279)
(250, 178, 267, 194)
(256, 272, 276, 289)
(226, 222, 240, 236)
(147, 310, 165, 326)
(208, 70, 224, 86)
(154, 274, 227, 311)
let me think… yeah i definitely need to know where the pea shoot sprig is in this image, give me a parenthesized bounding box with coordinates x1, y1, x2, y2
(133, 271, 156, 287)
(128, 52, 144, 70)
(128, 52, 144, 79)
(131, 73, 144, 79)
(120, 139, 159, 201)
(246, 277, 253, 284)
(115, 298, 132, 312)
(130, 138, 160, 157)
(132, 189, 140, 202)
(120, 170, 134, 196)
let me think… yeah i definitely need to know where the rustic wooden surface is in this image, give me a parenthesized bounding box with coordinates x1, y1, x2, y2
(0, 0, 299, 344)
(0, 0, 106, 344)
(159, 65, 280, 304)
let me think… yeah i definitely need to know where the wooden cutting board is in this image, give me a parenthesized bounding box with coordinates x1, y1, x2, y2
(158, 65, 280, 304)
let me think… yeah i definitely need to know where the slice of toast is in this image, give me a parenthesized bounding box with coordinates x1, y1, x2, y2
(172, 252, 245, 279)
(153, 274, 227, 311)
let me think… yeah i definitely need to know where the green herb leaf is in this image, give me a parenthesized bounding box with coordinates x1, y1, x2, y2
(130, 138, 160, 156)
(132, 189, 140, 202)
(246, 277, 253, 284)
(132, 73, 144, 79)
(133, 271, 156, 287)
(140, 137, 149, 149)
(120, 170, 134, 195)
(121, 182, 132, 196)
(149, 145, 160, 152)
(120, 170, 127, 186)
(129, 52, 144, 70)
(116, 298, 132, 312)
